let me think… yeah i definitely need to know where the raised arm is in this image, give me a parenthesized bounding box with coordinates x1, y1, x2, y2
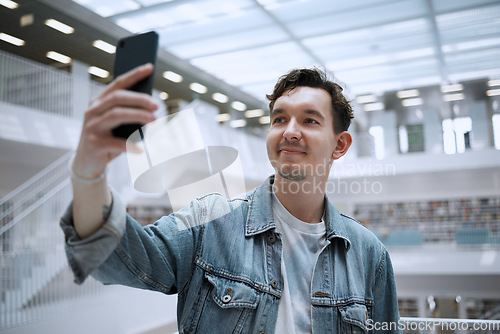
(71, 64, 157, 239)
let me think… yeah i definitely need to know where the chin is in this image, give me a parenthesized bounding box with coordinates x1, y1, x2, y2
(276, 166, 307, 182)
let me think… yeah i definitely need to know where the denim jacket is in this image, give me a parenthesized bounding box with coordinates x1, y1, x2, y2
(61, 176, 401, 333)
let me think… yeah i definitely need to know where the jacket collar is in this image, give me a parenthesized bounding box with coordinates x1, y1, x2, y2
(245, 175, 351, 251)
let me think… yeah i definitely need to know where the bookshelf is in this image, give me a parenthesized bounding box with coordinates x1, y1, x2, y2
(465, 298, 500, 319)
(353, 196, 500, 244)
(399, 298, 419, 317)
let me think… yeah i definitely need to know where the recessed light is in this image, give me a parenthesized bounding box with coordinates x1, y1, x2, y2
(159, 92, 169, 100)
(230, 119, 247, 128)
(92, 40, 116, 54)
(215, 113, 231, 122)
(402, 98, 423, 107)
(231, 101, 246, 111)
(212, 92, 228, 103)
(45, 19, 74, 34)
(363, 103, 384, 111)
(443, 93, 465, 102)
(441, 84, 463, 93)
(245, 109, 264, 118)
(189, 82, 207, 94)
(397, 89, 419, 98)
(487, 79, 500, 87)
(259, 116, 271, 124)
(0, 0, 18, 9)
(46, 51, 71, 64)
(20, 14, 34, 27)
(486, 89, 500, 97)
(88, 66, 109, 78)
(163, 71, 183, 83)
(355, 94, 377, 104)
(0, 32, 24, 46)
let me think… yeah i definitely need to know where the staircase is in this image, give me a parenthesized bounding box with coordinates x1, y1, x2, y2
(0, 152, 74, 328)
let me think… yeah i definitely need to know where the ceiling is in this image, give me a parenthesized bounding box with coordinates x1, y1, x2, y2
(72, 0, 500, 97)
(1, 0, 500, 130)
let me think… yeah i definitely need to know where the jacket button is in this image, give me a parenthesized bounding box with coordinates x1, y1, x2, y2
(222, 294, 231, 303)
(267, 233, 276, 243)
(271, 279, 278, 289)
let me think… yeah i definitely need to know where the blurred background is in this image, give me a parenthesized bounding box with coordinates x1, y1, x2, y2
(1, 0, 500, 333)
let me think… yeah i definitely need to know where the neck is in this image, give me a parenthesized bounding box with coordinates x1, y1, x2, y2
(273, 174, 326, 223)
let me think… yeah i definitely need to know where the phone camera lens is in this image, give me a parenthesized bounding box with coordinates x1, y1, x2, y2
(119, 41, 125, 48)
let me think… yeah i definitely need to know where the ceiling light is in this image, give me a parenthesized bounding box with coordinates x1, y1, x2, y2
(93, 40, 116, 54)
(212, 92, 228, 103)
(231, 101, 246, 111)
(0, 0, 18, 9)
(486, 89, 500, 97)
(397, 89, 419, 98)
(441, 84, 463, 93)
(488, 79, 500, 87)
(163, 71, 183, 83)
(45, 19, 74, 34)
(245, 109, 264, 118)
(363, 103, 385, 112)
(20, 14, 34, 27)
(46, 51, 71, 64)
(355, 94, 377, 104)
(159, 92, 169, 100)
(215, 113, 231, 122)
(443, 93, 465, 102)
(88, 66, 109, 78)
(229, 119, 247, 128)
(189, 82, 207, 94)
(259, 116, 271, 124)
(402, 98, 423, 107)
(0, 32, 24, 46)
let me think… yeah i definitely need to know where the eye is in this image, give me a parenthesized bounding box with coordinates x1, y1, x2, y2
(305, 118, 319, 124)
(272, 117, 286, 124)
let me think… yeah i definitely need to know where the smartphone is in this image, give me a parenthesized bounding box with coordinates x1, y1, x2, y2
(111, 31, 159, 139)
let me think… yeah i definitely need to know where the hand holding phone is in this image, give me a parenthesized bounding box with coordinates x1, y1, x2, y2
(111, 31, 159, 139)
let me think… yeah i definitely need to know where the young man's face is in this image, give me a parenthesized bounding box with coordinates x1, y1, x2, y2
(266, 86, 347, 182)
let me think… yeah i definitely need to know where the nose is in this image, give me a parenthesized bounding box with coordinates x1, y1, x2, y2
(283, 118, 301, 141)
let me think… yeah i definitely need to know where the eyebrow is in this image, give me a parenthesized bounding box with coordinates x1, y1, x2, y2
(271, 108, 326, 121)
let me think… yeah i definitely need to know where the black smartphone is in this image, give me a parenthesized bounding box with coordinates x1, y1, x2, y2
(111, 31, 159, 139)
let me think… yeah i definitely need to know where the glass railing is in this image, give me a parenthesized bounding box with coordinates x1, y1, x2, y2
(0, 50, 73, 117)
(0, 153, 107, 329)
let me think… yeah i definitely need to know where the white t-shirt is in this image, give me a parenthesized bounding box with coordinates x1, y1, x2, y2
(272, 191, 327, 334)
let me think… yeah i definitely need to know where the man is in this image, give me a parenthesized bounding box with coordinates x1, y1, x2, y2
(61, 65, 401, 333)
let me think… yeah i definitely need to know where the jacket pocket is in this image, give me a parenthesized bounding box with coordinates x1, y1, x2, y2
(179, 271, 261, 334)
(339, 303, 369, 333)
(206, 272, 260, 309)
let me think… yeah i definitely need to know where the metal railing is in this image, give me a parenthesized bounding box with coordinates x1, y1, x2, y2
(0, 50, 73, 117)
(0, 152, 108, 329)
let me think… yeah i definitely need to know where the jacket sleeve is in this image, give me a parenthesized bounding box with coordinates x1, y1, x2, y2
(60, 187, 205, 295)
(371, 247, 402, 334)
(60, 187, 127, 285)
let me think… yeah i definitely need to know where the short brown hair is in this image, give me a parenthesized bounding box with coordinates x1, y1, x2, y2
(266, 68, 354, 133)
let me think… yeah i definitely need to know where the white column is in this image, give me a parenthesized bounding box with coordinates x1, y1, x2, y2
(71, 60, 91, 120)
(381, 110, 398, 157)
(423, 108, 443, 154)
(418, 295, 428, 318)
(470, 101, 491, 150)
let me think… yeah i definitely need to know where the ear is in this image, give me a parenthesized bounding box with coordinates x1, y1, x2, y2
(332, 131, 352, 160)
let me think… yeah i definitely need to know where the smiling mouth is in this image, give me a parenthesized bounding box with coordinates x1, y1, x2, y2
(279, 148, 305, 154)
(277, 144, 307, 155)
